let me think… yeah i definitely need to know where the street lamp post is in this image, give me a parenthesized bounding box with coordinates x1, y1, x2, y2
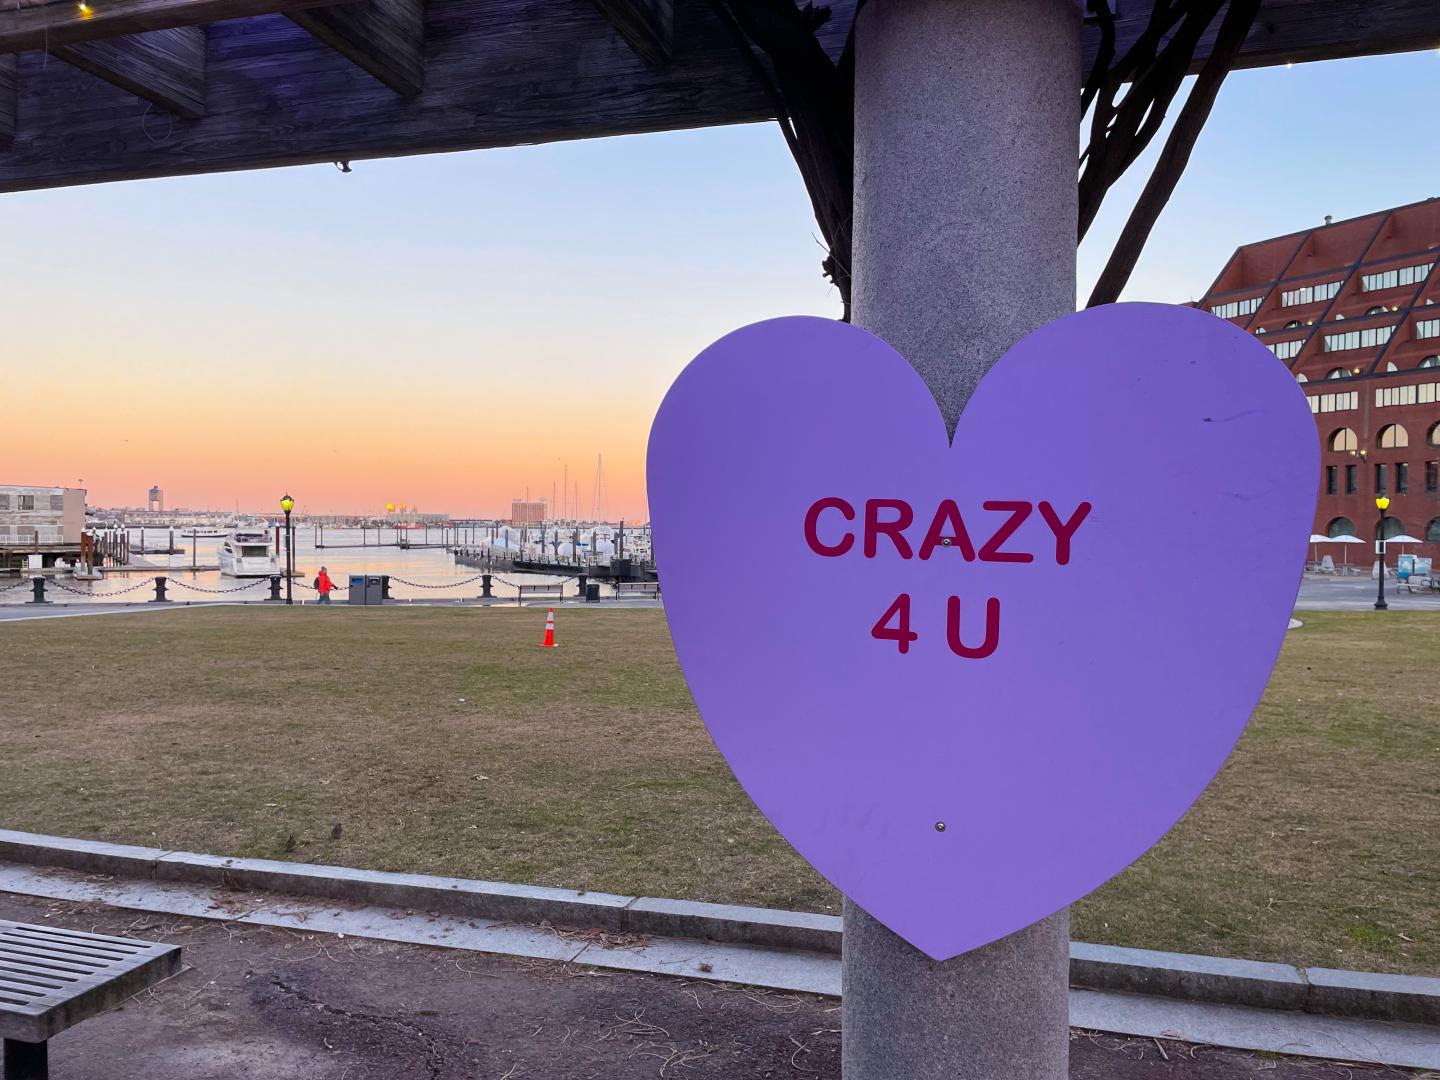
(280, 494, 295, 606)
(1374, 495, 1389, 611)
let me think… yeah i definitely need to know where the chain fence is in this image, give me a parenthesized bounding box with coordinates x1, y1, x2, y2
(45, 577, 157, 598)
(386, 574, 487, 590)
(167, 578, 270, 595)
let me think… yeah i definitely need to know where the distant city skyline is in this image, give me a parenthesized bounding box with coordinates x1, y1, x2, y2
(4, 49, 1438, 516)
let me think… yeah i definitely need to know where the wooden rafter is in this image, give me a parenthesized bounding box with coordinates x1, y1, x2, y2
(0, 0, 346, 54)
(54, 27, 205, 118)
(0, 56, 14, 144)
(591, 0, 674, 68)
(289, 0, 425, 96)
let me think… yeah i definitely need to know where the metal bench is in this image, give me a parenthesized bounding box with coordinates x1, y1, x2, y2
(612, 581, 660, 599)
(0, 920, 181, 1080)
(515, 583, 565, 605)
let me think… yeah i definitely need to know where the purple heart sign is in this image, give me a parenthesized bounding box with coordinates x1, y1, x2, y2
(647, 304, 1318, 961)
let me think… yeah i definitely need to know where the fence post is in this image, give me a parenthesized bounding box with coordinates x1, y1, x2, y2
(480, 574, 493, 599)
(266, 576, 282, 602)
(27, 576, 50, 605)
(151, 576, 171, 603)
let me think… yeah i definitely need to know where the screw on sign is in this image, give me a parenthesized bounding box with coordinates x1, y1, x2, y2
(647, 309, 1317, 961)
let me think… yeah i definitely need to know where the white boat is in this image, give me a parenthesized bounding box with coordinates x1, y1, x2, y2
(219, 529, 280, 577)
(181, 524, 230, 539)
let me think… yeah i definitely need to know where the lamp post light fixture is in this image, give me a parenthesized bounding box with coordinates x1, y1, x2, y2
(1374, 495, 1390, 611)
(280, 493, 295, 606)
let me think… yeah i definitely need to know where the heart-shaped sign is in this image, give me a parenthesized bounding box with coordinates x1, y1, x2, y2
(647, 304, 1318, 961)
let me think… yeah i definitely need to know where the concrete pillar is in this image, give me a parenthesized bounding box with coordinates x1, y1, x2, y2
(845, 2, 1079, 1078)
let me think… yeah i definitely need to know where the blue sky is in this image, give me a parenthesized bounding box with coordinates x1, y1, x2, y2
(2, 46, 1437, 513)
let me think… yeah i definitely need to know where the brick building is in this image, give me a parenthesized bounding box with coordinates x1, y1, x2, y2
(1197, 197, 1440, 565)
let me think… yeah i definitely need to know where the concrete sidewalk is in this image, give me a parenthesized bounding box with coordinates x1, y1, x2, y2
(0, 891, 1426, 1080)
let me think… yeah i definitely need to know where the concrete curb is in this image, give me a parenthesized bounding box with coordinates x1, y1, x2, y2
(1, 829, 1435, 1026)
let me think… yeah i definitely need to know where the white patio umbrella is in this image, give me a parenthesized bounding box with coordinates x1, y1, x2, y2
(1321, 534, 1365, 566)
(1385, 534, 1424, 546)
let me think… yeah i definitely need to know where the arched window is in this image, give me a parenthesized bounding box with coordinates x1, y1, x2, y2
(1284, 320, 1303, 329)
(1329, 428, 1358, 452)
(1326, 367, 1349, 380)
(1326, 517, 1356, 538)
(1420, 355, 1439, 369)
(1386, 361, 1399, 372)
(1428, 517, 1440, 543)
(1296, 373, 1309, 383)
(1380, 517, 1407, 541)
(1365, 305, 1388, 316)
(1429, 421, 1440, 447)
(1378, 424, 1409, 449)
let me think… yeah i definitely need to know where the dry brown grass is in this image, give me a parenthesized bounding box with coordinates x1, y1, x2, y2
(1, 606, 1435, 973)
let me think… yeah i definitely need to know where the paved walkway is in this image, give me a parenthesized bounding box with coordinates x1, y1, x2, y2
(1296, 574, 1440, 611)
(0, 892, 1423, 1080)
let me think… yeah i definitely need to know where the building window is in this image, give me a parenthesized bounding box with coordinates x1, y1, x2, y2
(1327, 516, 1356, 538)
(1429, 421, 1440, 447)
(1211, 295, 1263, 319)
(1428, 517, 1440, 542)
(1346, 464, 1358, 494)
(1426, 461, 1438, 493)
(1326, 465, 1337, 495)
(1284, 320, 1303, 329)
(1397, 462, 1409, 494)
(1324, 326, 1394, 351)
(1380, 516, 1407, 540)
(1282, 281, 1341, 307)
(1309, 391, 1357, 414)
(1420, 356, 1440, 368)
(17, 494, 34, 511)
(0, 494, 8, 511)
(1365, 305, 1389, 316)
(1376, 384, 1420, 407)
(1361, 262, 1434, 291)
(1375, 463, 1388, 493)
(1418, 319, 1440, 340)
(1325, 367, 1350, 379)
(1378, 424, 1409, 448)
(49, 494, 64, 511)
(1296, 373, 1309, 383)
(1268, 339, 1303, 360)
(1329, 428, 1358, 452)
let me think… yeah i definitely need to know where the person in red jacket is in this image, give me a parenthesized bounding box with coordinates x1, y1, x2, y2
(315, 566, 335, 604)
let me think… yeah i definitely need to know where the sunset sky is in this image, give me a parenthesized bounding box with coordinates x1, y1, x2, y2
(4, 48, 1439, 518)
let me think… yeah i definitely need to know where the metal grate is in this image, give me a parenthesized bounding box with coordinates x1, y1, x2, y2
(0, 921, 181, 1043)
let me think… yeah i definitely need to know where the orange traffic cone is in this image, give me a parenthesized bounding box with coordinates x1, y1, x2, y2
(538, 608, 558, 648)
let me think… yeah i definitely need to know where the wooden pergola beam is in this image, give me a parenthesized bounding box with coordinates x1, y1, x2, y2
(55, 27, 205, 118)
(0, 0, 348, 54)
(288, 0, 425, 96)
(1, 0, 1438, 194)
(0, 57, 14, 143)
(590, 0, 673, 68)
(1093, 0, 1440, 73)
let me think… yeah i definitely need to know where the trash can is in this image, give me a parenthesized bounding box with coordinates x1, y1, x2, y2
(348, 574, 385, 605)
(584, 582, 601, 603)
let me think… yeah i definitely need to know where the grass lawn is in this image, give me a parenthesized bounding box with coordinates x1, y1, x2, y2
(1, 606, 1436, 975)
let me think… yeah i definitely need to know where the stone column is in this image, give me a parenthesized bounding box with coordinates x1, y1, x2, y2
(845, 1, 1080, 1077)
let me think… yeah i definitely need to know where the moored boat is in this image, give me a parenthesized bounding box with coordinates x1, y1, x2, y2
(218, 529, 280, 577)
